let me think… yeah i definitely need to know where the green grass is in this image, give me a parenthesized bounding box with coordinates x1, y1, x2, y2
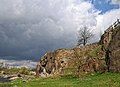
(1, 72, 120, 87)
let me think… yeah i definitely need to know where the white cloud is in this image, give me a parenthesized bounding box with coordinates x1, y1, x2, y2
(97, 9, 120, 31)
(95, 8, 120, 41)
(0, 59, 36, 68)
(111, 0, 120, 5)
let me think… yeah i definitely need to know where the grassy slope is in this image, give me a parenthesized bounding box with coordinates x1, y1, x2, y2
(0, 72, 120, 87)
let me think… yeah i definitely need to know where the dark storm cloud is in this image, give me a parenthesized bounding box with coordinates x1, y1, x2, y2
(0, 0, 102, 60)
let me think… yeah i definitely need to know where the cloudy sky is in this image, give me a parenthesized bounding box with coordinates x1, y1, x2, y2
(0, 0, 120, 61)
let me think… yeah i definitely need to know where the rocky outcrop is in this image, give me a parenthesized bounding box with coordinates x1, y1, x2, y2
(36, 44, 106, 76)
(100, 20, 120, 72)
(36, 20, 120, 77)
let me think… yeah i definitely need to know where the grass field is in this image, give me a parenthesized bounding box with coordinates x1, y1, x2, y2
(0, 72, 120, 87)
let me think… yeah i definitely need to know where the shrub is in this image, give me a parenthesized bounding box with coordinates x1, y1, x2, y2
(19, 67, 30, 75)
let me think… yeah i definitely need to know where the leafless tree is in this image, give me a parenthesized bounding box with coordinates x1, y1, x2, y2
(77, 26, 94, 46)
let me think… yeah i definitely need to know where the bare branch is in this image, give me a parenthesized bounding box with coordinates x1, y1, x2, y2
(77, 26, 94, 46)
